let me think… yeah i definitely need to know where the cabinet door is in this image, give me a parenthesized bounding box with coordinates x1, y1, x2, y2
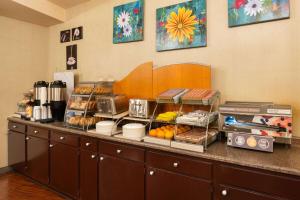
(27, 136, 49, 185)
(217, 186, 281, 200)
(99, 155, 144, 200)
(146, 167, 212, 200)
(8, 131, 26, 173)
(80, 150, 98, 200)
(50, 142, 79, 199)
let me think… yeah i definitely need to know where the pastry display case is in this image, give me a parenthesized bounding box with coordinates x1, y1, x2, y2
(64, 81, 114, 130)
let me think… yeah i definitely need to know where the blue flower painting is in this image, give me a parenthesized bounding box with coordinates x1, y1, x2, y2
(228, 0, 290, 27)
(156, 0, 207, 52)
(113, 0, 144, 43)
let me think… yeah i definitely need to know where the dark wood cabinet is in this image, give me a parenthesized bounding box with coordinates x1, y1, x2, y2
(26, 135, 49, 185)
(8, 131, 26, 173)
(50, 141, 79, 199)
(80, 149, 98, 200)
(7, 120, 300, 200)
(215, 164, 300, 200)
(99, 154, 145, 200)
(146, 167, 212, 200)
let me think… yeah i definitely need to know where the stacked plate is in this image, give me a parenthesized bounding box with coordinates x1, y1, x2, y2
(96, 121, 117, 136)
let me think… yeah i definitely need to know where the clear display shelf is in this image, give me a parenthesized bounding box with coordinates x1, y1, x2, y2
(64, 81, 114, 131)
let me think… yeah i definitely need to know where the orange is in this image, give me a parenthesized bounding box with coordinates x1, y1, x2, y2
(165, 130, 174, 140)
(149, 129, 157, 137)
(157, 130, 165, 138)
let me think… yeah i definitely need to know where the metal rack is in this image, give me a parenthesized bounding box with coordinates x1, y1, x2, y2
(145, 90, 221, 152)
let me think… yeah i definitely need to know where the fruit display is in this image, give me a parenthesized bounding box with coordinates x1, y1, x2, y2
(149, 125, 191, 140)
(156, 111, 178, 122)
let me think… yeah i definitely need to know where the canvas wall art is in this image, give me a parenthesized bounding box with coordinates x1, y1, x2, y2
(113, 0, 144, 43)
(60, 29, 70, 43)
(66, 45, 77, 70)
(228, 0, 290, 27)
(156, 0, 207, 52)
(72, 26, 83, 41)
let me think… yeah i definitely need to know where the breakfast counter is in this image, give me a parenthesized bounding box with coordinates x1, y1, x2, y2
(8, 117, 300, 177)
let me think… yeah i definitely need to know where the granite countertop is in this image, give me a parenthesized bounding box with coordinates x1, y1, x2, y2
(8, 117, 300, 177)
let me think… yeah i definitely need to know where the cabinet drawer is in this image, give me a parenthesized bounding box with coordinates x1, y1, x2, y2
(99, 141, 144, 163)
(81, 137, 98, 152)
(217, 185, 282, 200)
(51, 131, 79, 147)
(215, 164, 300, 200)
(146, 151, 212, 180)
(8, 122, 26, 134)
(27, 126, 49, 139)
(146, 167, 212, 200)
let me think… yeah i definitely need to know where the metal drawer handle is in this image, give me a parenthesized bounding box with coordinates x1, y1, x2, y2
(85, 142, 91, 147)
(100, 157, 104, 161)
(149, 171, 154, 176)
(221, 190, 227, 196)
(34, 130, 39, 134)
(26, 137, 30, 140)
(59, 136, 65, 140)
(173, 162, 179, 168)
(12, 125, 17, 128)
(116, 149, 122, 154)
(49, 144, 54, 148)
(91, 155, 96, 159)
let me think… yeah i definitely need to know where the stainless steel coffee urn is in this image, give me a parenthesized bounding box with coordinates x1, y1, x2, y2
(50, 81, 67, 122)
(34, 81, 48, 106)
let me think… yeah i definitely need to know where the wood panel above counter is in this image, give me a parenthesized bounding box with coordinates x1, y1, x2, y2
(7, 118, 300, 200)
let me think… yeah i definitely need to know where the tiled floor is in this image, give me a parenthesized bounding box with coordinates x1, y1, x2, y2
(0, 172, 65, 200)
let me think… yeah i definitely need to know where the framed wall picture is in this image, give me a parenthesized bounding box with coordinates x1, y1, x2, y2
(66, 45, 77, 70)
(156, 0, 207, 52)
(228, 0, 290, 27)
(113, 0, 144, 43)
(72, 26, 83, 41)
(60, 29, 70, 43)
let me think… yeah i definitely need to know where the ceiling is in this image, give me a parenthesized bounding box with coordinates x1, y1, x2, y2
(0, 0, 90, 26)
(0, 0, 63, 26)
(48, 0, 90, 9)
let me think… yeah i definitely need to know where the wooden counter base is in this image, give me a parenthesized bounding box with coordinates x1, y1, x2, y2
(7, 119, 300, 200)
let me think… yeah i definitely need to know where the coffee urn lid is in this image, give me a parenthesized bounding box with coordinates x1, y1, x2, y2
(50, 80, 66, 88)
(34, 81, 48, 88)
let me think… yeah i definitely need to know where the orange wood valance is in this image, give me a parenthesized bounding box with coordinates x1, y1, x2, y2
(114, 61, 211, 99)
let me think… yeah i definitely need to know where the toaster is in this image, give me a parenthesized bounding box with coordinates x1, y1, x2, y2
(129, 99, 150, 119)
(96, 95, 128, 115)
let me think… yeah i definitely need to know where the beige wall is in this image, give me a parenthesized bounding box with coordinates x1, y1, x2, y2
(0, 0, 299, 168)
(0, 16, 48, 167)
(48, 0, 300, 136)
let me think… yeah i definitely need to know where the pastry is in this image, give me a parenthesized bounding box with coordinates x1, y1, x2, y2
(74, 86, 93, 95)
(79, 101, 87, 110)
(158, 89, 186, 100)
(79, 118, 86, 126)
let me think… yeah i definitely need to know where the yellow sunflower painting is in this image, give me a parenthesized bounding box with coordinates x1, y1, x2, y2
(165, 7, 197, 43)
(156, 0, 207, 51)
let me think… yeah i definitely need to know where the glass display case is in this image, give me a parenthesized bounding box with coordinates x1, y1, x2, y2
(64, 81, 114, 130)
